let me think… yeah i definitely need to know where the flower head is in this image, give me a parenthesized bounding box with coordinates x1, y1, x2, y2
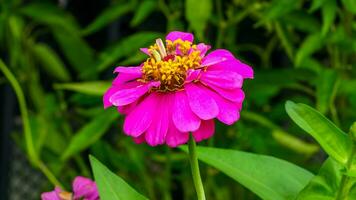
(104, 31, 253, 147)
(41, 176, 99, 200)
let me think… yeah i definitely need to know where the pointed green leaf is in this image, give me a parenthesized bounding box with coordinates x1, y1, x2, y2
(185, 0, 212, 39)
(82, 3, 133, 35)
(97, 32, 162, 71)
(61, 109, 118, 160)
(297, 158, 356, 200)
(316, 69, 338, 114)
(130, 0, 156, 27)
(89, 155, 148, 200)
(54, 81, 110, 96)
(285, 101, 352, 164)
(181, 146, 314, 200)
(31, 43, 71, 82)
(295, 33, 325, 66)
(321, 0, 336, 36)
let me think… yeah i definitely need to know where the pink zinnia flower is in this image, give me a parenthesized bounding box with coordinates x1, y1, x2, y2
(103, 31, 253, 147)
(41, 176, 99, 200)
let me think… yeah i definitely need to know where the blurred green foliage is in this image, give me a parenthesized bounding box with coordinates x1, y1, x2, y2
(0, 0, 355, 199)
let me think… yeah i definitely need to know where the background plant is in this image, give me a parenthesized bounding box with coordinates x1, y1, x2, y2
(0, 0, 355, 199)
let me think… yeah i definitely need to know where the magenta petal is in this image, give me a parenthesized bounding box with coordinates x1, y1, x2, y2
(166, 31, 194, 42)
(140, 48, 150, 55)
(196, 43, 211, 57)
(201, 70, 243, 89)
(110, 82, 159, 106)
(186, 69, 201, 82)
(123, 93, 159, 137)
(166, 120, 189, 147)
(192, 120, 215, 142)
(41, 187, 61, 200)
(73, 176, 99, 200)
(185, 83, 219, 120)
(133, 134, 145, 144)
(172, 91, 201, 132)
(114, 66, 142, 74)
(207, 84, 245, 103)
(201, 49, 235, 66)
(206, 89, 240, 125)
(208, 60, 254, 79)
(103, 87, 117, 109)
(145, 94, 171, 146)
(117, 100, 138, 115)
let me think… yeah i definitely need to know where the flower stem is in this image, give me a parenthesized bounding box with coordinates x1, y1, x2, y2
(188, 135, 206, 200)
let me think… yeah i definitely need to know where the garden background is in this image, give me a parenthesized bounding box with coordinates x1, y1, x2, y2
(0, 0, 355, 199)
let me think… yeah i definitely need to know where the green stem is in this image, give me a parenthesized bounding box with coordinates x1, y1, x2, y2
(0, 59, 63, 188)
(335, 142, 356, 200)
(188, 135, 206, 200)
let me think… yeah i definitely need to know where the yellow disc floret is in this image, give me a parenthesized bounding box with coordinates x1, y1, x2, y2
(141, 38, 202, 92)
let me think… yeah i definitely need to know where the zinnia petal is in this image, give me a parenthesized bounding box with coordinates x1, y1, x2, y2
(72, 176, 99, 200)
(192, 120, 215, 142)
(41, 187, 61, 200)
(201, 49, 235, 66)
(145, 94, 171, 146)
(172, 91, 201, 132)
(166, 31, 194, 42)
(185, 83, 219, 120)
(208, 59, 254, 79)
(200, 70, 243, 89)
(166, 120, 189, 147)
(123, 93, 159, 137)
(110, 82, 159, 106)
(206, 84, 245, 103)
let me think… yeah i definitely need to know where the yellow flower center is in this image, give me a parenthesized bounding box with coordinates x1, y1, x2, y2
(141, 39, 202, 92)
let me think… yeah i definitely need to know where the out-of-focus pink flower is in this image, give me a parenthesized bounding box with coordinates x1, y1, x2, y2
(41, 176, 99, 200)
(104, 31, 253, 147)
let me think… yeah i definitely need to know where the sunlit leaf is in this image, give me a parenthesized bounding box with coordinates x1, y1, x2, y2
(54, 81, 111, 96)
(181, 146, 314, 200)
(61, 109, 118, 160)
(285, 101, 352, 165)
(297, 158, 356, 199)
(90, 155, 149, 200)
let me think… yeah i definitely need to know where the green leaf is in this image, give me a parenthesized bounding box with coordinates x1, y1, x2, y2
(309, 0, 326, 12)
(181, 146, 314, 200)
(97, 32, 162, 71)
(20, 3, 79, 33)
(321, 0, 336, 36)
(54, 81, 110, 96)
(342, 0, 356, 14)
(281, 11, 321, 33)
(89, 155, 148, 200)
(185, 0, 212, 39)
(316, 69, 338, 114)
(52, 28, 95, 77)
(130, 0, 156, 27)
(285, 101, 352, 165)
(296, 158, 356, 200)
(61, 109, 118, 160)
(82, 3, 133, 35)
(295, 33, 325, 66)
(258, 0, 299, 24)
(31, 43, 71, 82)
